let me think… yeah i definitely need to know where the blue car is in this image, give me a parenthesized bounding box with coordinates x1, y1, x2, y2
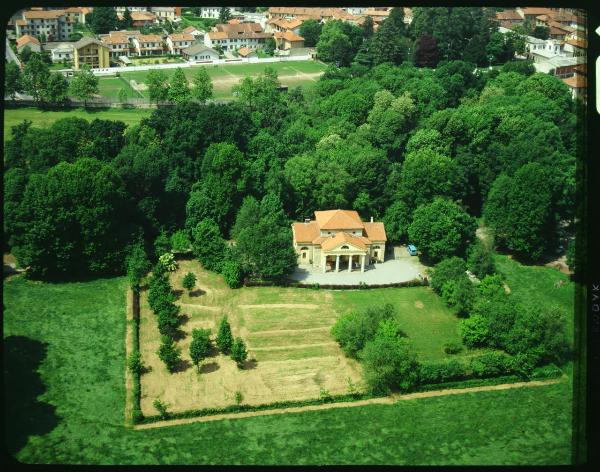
(407, 244, 418, 256)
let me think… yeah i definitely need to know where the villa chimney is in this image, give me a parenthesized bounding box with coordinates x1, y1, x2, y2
(370, 216, 373, 223)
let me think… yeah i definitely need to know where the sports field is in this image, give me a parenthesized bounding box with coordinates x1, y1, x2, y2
(3, 264, 575, 464)
(119, 60, 328, 99)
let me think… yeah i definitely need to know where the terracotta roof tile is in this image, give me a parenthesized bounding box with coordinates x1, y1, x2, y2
(566, 38, 587, 48)
(23, 10, 64, 19)
(16, 34, 40, 47)
(292, 221, 320, 243)
(315, 210, 364, 230)
(496, 10, 523, 21)
(563, 75, 586, 88)
(168, 33, 194, 42)
(321, 232, 369, 251)
(237, 46, 254, 57)
(363, 222, 387, 242)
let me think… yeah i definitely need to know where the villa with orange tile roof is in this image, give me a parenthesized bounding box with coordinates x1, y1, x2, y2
(292, 210, 387, 273)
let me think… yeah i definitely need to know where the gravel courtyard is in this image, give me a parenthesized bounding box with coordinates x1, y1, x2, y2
(289, 246, 429, 285)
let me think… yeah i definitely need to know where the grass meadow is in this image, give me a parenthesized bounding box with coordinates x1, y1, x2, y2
(3, 107, 152, 143)
(3, 256, 576, 464)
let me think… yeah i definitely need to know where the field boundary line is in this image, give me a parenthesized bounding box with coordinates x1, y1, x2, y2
(133, 377, 564, 430)
(250, 326, 331, 335)
(249, 342, 338, 351)
(288, 65, 318, 81)
(238, 303, 320, 309)
(124, 288, 134, 426)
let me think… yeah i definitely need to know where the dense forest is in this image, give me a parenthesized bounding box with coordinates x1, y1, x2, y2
(3, 7, 581, 283)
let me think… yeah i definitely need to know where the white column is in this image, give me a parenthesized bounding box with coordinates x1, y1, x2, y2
(335, 255, 340, 272)
(348, 255, 352, 272)
(322, 254, 326, 273)
(361, 254, 365, 272)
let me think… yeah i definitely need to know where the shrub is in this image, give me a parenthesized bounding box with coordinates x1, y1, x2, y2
(221, 259, 243, 288)
(234, 391, 244, 405)
(360, 333, 420, 394)
(469, 352, 512, 378)
(182, 271, 196, 293)
(439, 275, 475, 316)
(506, 352, 536, 379)
(331, 303, 396, 358)
(147, 272, 175, 312)
(459, 315, 489, 347)
(443, 342, 463, 355)
(189, 328, 212, 372)
(430, 257, 467, 294)
(319, 387, 333, 402)
(216, 316, 233, 354)
(158, 252, 178, 272)
(467, 240, 496, 279)
(127, 350, 144, 374)
(157, 335, 181, 373)
(170, 230, 191, 253)
(154, 231, 171, 258)
(231, 337, 248, 368)
(419, 358, 469, 385)
(153, 398, 169, 419)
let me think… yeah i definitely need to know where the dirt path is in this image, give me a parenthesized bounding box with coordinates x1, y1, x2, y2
(238, 303, 320, 309)
(133, 377, 564, 430)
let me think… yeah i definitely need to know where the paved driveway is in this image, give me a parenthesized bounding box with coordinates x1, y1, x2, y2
(289, 246, 429, 286)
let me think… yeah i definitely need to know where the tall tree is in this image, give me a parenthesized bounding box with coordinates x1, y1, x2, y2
(89, 7, 119, 34)
(42, 73, 69, 106)
(219, 7, 231, 23)
(12, 158, 134, 279)
(191, 219, 226, 272)
(362, 15, 374, 39)
(408, 197, 477, 264)
(370, 7, 408, 65)
(191, 67, 213, 103)
(5, 62, 23, 99)
(167, 68, 191, 104)
(122, 7, 133, 28)
(413, 34, 440, 68)
(189, 328, 212, 372)
(146, 69, 169, 105)
(299, 19, 322, 47)
(21, 53, 50, 103)
(483, 163, 555, 260)
(69, 64, 99, 106)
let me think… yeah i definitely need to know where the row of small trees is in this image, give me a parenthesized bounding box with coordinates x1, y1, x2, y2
(5, 54, 99, 106)
(190, 317, 248, 372)
(146, 67, 213, 105)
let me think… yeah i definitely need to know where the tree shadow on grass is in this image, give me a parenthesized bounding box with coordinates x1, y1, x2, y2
(172, 359, 192, 373)
(4, 336, 60, 457)
(172, 289, 184, 299)
(171, 328, 187, 342)
(208, 345, 221, 358)
(241, 358, 258, 370)
(178, 313, 190, 326)
(189, 288, 205, 297)
(199, 362, 220, 374)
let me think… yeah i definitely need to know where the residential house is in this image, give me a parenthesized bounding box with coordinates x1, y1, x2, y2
(16, 9, 75, 42)
(63, 7, 86, 24)
(495, 9, 524, 26)
(16, 34, 41, 53)
(204, 23, 272, 52)
(45, 42, 74, 62)
(292, 210, 387, 273)
(167, 33, 195, 55)
(133, 34, 164, 56)
(274, 31, 305, 50)
(267, 7, 357, 23)
(151, 7, 182, 23)
(182, 26, 203, 37)
(563, 38, 586, 57)
(100, 34, 133, 59)
(361, 9, 390, 27)
(115, 7, 149, 14)
(199, 7, 224, 19)
(181, 44, 219, 62)
(131, 11, 156, 27)
(73, 37, 110, 69)
(266, 18, 303, 35)
(562, 64, 586, 102)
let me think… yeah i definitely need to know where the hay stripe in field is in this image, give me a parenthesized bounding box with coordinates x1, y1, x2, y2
(238, 304, 320, 309)
(250, 341, 338, 351)
(250, 326, 331, 335)
(178, 303, 221, 311)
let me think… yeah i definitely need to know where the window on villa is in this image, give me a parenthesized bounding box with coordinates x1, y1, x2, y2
(341, 245, 349, 250)
(373, 245, 381, 249)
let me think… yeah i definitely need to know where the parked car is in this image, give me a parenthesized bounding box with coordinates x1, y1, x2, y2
(407, 244, 418, 256)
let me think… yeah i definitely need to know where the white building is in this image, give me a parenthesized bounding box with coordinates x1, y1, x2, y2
(45, 42, 74, 62)
(181, 44, 219, 62)
(166, 33, 195, 55)
(133, 34, 163, 56)
(151, 7, 181, 23)
(204, 23, 272, 52)
(16, 9, 75, 42)
(199, 7, 225, 19)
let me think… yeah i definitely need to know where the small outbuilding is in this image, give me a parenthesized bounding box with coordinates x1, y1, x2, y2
(182, 43, 219, 62)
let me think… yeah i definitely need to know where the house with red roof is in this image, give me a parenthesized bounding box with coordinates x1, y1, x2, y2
(292, 210, 387, 273)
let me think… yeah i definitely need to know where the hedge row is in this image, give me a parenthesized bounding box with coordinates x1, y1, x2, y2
(418, 352, 563, 386)
(135, 391, 373, 425)
(242, 278, 428, 290)
(130, 289, 143, 424)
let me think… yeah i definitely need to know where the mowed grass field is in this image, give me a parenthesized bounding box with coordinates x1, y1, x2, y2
(3, 263, 574, 464)
(139, 259, 363, 415)
(119, 60, 328, 100)
(3, 107, 152, 143)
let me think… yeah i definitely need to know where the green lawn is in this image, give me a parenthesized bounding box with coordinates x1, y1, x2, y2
(96, 77, 140, 99)
(3, 107, 152, 142)
(333, 287, 464, 362)
(494, 254, 575, 342)
(4, 273, 573, 464)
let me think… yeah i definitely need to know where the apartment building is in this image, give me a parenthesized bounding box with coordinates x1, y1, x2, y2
(204, 23, 272, 51)
(15, 9, 75, 42)
(167, 33, 195, 55)
(151, 7, 182, 23)
(133, 34, 164, 56)
(73, 37, 110, 69)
